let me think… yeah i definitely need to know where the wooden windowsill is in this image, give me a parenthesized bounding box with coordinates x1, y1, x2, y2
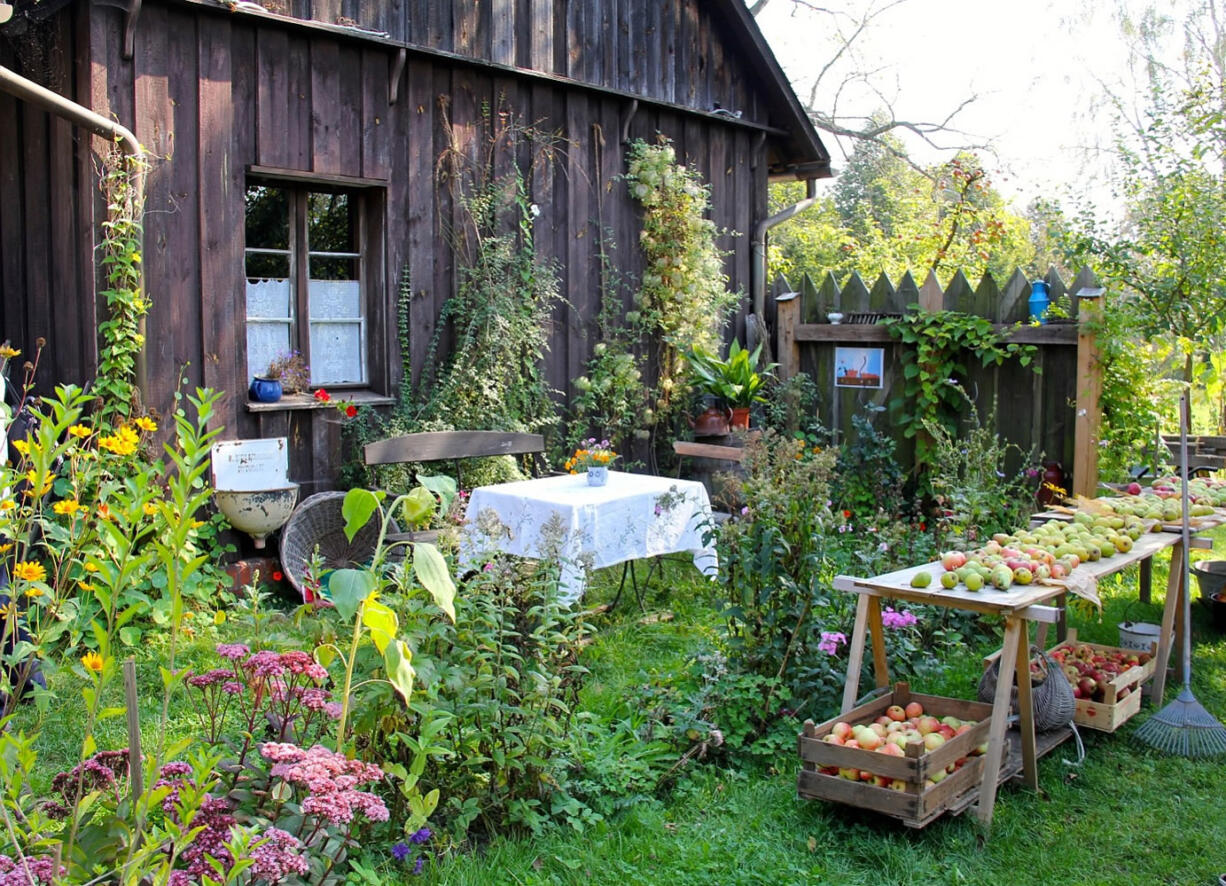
(245, 390, 395, 413)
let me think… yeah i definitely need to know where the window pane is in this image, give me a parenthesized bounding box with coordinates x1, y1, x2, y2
(308, 192, 355, 253)
(247, 321, 291, 379)
(246, 277, 292, 318)
(245, 185, 289, 249)
(310, 321, 365, 384)
(246, 252, 290, 280)
(309, 254, 359, 281)
(308, 279, 361, 319)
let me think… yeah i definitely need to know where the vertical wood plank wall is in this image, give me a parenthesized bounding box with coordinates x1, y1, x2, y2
(0, 0, 782, 492)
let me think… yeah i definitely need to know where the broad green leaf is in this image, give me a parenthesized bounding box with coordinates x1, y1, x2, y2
(419, 473, 458, 512)
(341, 488, 381, 543)
(413, 543, 456, 621)
(384, 639, 415, 704)
(328, 568, 376, 623)
(362, 599, 398, 654)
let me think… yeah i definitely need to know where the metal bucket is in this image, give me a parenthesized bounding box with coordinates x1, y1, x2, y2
(1191, 560, 1226, 604)
(1117, 620, 1163, 652)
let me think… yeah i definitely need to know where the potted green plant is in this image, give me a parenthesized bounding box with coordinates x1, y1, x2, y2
(686, 340, 776, 430)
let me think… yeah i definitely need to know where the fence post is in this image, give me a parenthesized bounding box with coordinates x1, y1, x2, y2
(1072, 288, 1105, 497)
(776, 291, 801, 382)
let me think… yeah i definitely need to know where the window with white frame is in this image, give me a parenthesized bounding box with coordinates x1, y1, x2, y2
(244, 182, 375, 388)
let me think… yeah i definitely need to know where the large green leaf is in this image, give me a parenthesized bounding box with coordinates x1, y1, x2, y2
(418, 473, 458, 513)
(342, 488, 381, 543)
(362, 598, 398, 654)
(384, 639, 415, 704)
(412, 543, 456, 621)
(328, 568, 376, 623)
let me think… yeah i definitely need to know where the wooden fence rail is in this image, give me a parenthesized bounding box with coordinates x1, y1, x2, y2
(768, 266, 1105, 496)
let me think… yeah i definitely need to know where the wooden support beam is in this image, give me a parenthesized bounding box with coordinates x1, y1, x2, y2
(1072, 291, 1104, 497)
(776, 290, 800, 382)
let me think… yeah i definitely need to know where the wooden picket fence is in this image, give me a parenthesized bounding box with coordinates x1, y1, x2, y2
(767, 266, 1106, 495)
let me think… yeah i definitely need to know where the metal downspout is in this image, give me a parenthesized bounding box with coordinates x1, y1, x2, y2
(0, 64, 148, 398)
(751, 178, 818, 321)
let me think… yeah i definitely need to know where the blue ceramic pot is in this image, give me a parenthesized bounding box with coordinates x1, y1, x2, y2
(249, 376, 283, 403)
(586, 466, 608, 487)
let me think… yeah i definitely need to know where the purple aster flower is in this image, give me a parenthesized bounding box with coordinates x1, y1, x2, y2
(817, 631, 846, 655)
(391, 842, 411, 862)
(413, 856, 425, 875)
(408, 827, 432, 844)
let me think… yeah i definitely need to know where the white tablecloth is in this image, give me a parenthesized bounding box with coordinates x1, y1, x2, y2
(458, 471, 719, 604)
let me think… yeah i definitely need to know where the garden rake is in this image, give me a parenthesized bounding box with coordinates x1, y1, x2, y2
(1133, 390, 1226, 757)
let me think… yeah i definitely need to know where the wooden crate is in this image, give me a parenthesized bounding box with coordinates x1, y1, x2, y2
(796, 683, 999, 828)
(1047, 629, 1157, 732)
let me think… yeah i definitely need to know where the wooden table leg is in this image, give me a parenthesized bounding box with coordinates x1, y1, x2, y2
(1013, 618, 1039, 790)
(1151, 544, 1184, 705)
(867, 596, 890, 690)
(841, 593, 872, 713)
(1139, 556, 1152, 604)
(976, 615, 1024, 827)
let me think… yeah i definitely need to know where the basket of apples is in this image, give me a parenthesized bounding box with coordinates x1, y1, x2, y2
(1046, 629, 1156, 732)
(797, 683, 1000, 828)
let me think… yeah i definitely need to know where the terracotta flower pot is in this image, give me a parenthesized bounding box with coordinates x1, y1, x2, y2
(729, 407, 750, 430)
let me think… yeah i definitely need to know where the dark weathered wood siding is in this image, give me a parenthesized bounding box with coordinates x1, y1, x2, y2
(1, 0, 811, 492)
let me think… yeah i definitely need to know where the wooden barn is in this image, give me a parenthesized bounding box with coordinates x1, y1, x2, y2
(0, 0, 830, 492)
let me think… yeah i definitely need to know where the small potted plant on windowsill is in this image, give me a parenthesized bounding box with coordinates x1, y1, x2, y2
(685, 340, 776, 431)
(250, 350, 311, 403)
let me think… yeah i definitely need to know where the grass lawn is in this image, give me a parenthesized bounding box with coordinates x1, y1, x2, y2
(13, 531, 1226, 885)
(421, 532, 1226, 886)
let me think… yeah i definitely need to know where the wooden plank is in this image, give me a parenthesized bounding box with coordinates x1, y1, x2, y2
(198, 15, 244, 401)
(1072, 293, 1104, 497)
(0, 90, 26, 356)
(565, 89, 594, 405)
(310, 38, 343, 173)
(491, 0, 514, 65)
(256, 28, 290, 168)
(361, 46, 393, 179)
(776, 291, 800, 382)
(528, 0, 552, 73)
(365, 430, 546, 464)
(673, 441, 745, 462)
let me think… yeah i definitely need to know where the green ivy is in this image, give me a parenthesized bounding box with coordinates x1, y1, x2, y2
(883, 306, 1035, 476)
(95, 146, 150, 422)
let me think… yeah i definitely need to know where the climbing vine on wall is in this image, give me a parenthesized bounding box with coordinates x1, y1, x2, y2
(623, 137, 739, 433)
(95, 146, 151, 421)
(882, 307, 1035, 476)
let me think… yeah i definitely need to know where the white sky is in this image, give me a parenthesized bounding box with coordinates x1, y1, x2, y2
(754, 0, 1148, 214)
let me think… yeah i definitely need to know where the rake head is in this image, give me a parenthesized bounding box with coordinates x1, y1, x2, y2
(1133, 687, 1226, 758)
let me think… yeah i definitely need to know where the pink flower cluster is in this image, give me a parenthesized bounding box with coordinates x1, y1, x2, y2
(248, 827, 309, 883)
(0, 855, 65, 885)
(44, 749, 131, 818)
(818, 631, 846, 655)
(881, 607, 918, 629)
(260, 743, 388, 826)
(178, 797, 237, 881)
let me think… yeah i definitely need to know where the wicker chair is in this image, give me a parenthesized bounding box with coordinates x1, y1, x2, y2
(279, 491, 400, 602)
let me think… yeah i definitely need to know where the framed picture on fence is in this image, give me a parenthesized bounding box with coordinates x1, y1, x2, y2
(834, 347, 884, 389)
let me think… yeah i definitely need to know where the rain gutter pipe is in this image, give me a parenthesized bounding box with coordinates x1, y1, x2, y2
(0, 64, 148, 397)
(751, 177, 818, 321)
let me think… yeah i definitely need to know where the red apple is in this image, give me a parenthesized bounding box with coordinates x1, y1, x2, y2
(923, 732, 947, 751)
(886, 704, 907, 722)
(831, 722, 852, 741)
(917, 715, 940, 735)
(904, 701, 924, 719)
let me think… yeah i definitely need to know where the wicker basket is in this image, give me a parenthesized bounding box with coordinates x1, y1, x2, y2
(279, 491, 399, 602)
(978, 645, 1076, 732)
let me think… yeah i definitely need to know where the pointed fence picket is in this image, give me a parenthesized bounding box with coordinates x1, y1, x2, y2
(769, 267, 1104, 494)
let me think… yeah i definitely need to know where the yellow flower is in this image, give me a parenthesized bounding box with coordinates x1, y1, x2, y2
(24, 586, 44, 598)
(78, 581, 95, 592)
(53, 499, 83, 517)
(190, 520, 205, 529)
(98, 432, 137, 456)
(80, 651, 104, 673)
(11, 439, 29, 456)
(135, 416, 158, 433)
(83, 561, 100, 573)
(0, 500, 14, 511)
(142, 502, 158, 517)
(0, 345, 20, 359)
(12, 560, 46, 582)
(68, 424, 92, 438)
(0, 543, 12, 554)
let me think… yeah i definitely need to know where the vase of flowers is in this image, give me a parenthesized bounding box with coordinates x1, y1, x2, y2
(565, 438, 616, 486)
(252, 350, 311, 401)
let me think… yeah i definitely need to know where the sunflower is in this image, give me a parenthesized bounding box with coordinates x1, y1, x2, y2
(80, 651, 104, 673)
(12, 560, 46, 583)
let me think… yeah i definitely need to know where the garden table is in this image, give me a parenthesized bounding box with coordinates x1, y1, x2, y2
(458, 471, 718, 605)
(832, 527, 1211, 828)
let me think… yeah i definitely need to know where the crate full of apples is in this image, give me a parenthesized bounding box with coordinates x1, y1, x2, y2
(797, 683, 1000, 828)
(1047, 629, 1156, 732)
